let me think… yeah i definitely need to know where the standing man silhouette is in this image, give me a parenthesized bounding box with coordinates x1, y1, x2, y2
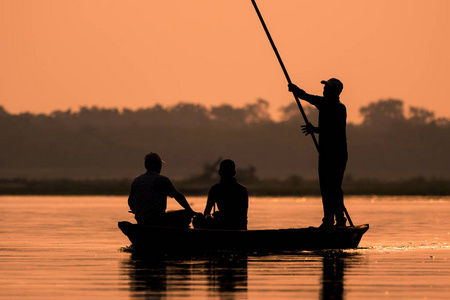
(289, 78, 348, 228)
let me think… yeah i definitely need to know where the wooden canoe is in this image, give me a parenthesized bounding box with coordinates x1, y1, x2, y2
(118, 221, 369, 253)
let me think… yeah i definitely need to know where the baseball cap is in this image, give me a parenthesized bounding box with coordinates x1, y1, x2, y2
(321, 78, 343, 94)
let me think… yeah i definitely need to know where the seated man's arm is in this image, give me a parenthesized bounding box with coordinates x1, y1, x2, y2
(163, 176, 194, 213)
(173, 189, 194, 213)
(203, 194, 215, 216)
(128, 186, 135, 213)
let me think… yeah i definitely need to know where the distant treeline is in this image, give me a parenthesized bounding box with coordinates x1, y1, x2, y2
(0, 98, 449, 184)
(0, 177, 448, 196)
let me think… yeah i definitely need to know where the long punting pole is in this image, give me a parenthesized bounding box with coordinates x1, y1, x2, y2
(250, 0, 318, 150)
(250, 0, 354, 226)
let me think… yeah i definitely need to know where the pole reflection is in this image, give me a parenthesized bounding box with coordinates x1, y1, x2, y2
(319, 250, 364, 300)
(320, 251, 345, 300)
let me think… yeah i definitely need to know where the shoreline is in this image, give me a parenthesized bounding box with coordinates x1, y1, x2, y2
(0, 177, 448, 196)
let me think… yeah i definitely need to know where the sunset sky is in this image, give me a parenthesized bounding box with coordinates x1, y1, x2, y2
(1, 0, 449, 123)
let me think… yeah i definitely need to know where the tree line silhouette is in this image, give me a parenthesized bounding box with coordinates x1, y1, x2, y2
(0, 98, 448, 184)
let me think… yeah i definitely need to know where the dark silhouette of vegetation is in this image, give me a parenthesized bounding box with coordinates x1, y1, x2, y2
(0, 98, 448, 196)
(0, 176, 448, 196)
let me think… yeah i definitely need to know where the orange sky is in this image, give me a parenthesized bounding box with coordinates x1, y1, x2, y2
(1, 0, 449, 123)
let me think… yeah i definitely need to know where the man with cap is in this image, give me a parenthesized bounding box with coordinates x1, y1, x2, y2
(288, 78, 348, 228)
(202, 159, 248, 230)
(128, 152, 196, 227)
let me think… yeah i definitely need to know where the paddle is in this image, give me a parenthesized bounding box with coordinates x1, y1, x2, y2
(250, 0, 354, 227)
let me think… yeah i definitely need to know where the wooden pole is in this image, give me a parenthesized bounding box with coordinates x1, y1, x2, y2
(250, 0, 318, 151)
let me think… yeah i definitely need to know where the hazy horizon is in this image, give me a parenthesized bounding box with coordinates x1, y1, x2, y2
(1, 98, 448, 181)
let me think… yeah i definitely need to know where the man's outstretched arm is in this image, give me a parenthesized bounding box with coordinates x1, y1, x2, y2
(288, 83, 321, 106)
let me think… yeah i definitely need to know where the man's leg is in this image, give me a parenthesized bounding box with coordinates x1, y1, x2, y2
(319, 159, 335, 227)
(333, 182, 346, 226)
(333, 160, 347, 226)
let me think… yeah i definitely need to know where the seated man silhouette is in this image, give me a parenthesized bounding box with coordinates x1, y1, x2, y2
(202, 159, 249, 230)
(128, 152, 196, 227)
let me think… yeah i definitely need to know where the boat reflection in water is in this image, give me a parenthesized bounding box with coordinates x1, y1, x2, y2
(121, 250, 363, 299)
(121, 251, 248, 299)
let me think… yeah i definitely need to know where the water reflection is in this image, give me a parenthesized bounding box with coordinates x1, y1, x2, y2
(204, 254, 248, 297)
(320, 251, 346, 300)
(122, 254, 169, 299)
(122, 252, 248, 299)
(121, 250, 361, 300)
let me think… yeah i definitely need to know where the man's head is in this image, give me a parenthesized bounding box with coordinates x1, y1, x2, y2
(321, 78, 343, 98)
(218, 159, 236, 177)
(145, 152, 164, 173)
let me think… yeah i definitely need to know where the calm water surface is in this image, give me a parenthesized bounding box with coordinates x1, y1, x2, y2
(1, 196, 449, 299)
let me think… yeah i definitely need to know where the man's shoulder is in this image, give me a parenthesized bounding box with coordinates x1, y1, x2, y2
(133, 172, 171, 183)
(337, 102, 347, 115)
(132, 173, 147, 182)
(337, 101, 346, 108)
(209, 183, 221, 191)
(153, 172, 170, 180)
(232, 181, 248, 195)
(320, 100, 346, 113)
(236, 182, 247, 190)
(152, 173, 174, 188)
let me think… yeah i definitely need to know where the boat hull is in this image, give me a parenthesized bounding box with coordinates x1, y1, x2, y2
(118, 221, 369, 253)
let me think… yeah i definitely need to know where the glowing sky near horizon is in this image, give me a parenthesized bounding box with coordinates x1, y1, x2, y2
(1, 0, 449, 123)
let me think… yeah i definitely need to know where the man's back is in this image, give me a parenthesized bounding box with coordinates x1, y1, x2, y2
(128, 171, 177, 224)
(317, 99, 347, 157)
(208, 178, 248, 229)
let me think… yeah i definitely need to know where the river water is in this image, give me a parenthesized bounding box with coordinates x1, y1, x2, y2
(1, 195, 449, 299)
